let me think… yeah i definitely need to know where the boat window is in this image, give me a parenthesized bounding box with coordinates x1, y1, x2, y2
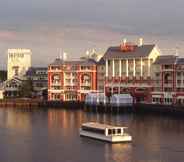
(108, 129, 112, 135)
(113, 129, 116, 135)
(82, 126, 105, 135)
(117, 129, 121, 134)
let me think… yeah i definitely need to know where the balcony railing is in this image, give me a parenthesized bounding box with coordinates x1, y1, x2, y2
(51, 81, 61, 86)
(81, 82, 91, 86)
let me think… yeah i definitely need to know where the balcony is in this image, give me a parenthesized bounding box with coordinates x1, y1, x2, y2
(81, 82, 91, 87)
(163, 83, 173, 87)
(51, 81, 61, 86)
(64, 86, 78, 91)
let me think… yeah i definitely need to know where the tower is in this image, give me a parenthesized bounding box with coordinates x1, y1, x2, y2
(7, 49, 32, 79)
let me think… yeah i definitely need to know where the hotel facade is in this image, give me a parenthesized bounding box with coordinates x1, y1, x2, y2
(103, 39, 184, 105)
(103, 39, 160, 103)
(47, 39, 184, 106)
(48, 59, 97, 101)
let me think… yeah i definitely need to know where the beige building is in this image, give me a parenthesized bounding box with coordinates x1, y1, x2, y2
(7, 49, 32, 79)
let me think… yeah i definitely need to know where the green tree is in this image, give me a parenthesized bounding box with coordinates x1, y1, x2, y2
(0, 70, 7, 82)
(19, 79, 34, 98)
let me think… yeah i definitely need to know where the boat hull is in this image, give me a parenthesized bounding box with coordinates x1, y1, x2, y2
(79, 130, 132, 143)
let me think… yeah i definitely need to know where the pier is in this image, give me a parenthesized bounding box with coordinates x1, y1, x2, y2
(0, 99, 40, 108)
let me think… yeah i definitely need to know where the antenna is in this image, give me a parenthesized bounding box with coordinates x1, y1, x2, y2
(123, 38, 127, 46)
(139, 38, 143, 46)
(175, 47, 179, 57)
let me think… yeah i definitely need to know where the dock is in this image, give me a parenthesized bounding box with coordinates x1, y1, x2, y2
(0, 99, 41, 108)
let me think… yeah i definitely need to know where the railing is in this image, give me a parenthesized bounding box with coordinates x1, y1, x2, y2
(81, 82, 91, 87)
(51, 81, 61, 86)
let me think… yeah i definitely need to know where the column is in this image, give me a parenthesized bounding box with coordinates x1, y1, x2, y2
(119, 60, 122, 77)
(141, 58, 143, 77)
(133, 59, 136, 77)
(148, 59, 151, 77)
(70, 73, 73, 86)
(105, 60, 108, 77)
(63, 72, 65, 86)
(126, 59, 129, 77)
(112, 59, 115, 77)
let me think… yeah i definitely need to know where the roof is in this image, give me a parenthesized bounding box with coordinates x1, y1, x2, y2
(154, 55, 184, 65)
(1, 77, 24, 88)
(26, 67, 48, 76)
(49, 58, 97, 66)
(8, 49, 31, 54)
(176, 58, 184, 65)
(154, 55, 177, 65)
(97, 57, 105, 65)
(112, 94, 133, 98)
(103, 44, 155, 59)
(82, 122, 127, 130)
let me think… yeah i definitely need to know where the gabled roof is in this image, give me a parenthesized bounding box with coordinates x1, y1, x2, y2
(49, 58, 97, 66)
(154, 55, 177, 65)
(103, 44, 155, 59)
(97, 57, 105, 65)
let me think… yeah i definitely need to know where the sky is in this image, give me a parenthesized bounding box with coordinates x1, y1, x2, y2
(0, 0, 184, 69)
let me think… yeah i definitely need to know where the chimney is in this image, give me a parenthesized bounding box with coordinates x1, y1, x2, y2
(123, 38, 127, 46)
(175, 47, 179, 57)
(59, 49, 62, 59)
(139, 38, 143, 46)
(86, 50, 89, 57)
(63, 52, 67, 61)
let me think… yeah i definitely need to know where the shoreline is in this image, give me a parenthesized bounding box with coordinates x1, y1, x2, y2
(0, 99, 184, 116)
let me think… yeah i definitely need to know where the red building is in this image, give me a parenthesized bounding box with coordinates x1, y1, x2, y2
(48, 59, 97, 101)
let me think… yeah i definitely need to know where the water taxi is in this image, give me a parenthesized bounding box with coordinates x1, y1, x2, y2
(79, 122, 132, 143)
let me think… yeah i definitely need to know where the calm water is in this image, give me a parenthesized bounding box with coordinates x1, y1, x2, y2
(0, 108, 184, 162)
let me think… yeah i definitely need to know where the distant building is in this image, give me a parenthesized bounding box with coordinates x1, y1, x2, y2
(7, 49, 31, 79)
(0, 77, 24, 99)
(152, 55, 184, 105)
(48, 59, 97, 101)
(26, 67, 48, 92)
(103, 39, 160, 103)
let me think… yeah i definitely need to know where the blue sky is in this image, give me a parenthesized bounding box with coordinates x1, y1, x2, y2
(0, 0, 184, 68)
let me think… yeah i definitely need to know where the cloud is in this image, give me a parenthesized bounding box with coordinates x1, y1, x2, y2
(0, 31, 17, 40)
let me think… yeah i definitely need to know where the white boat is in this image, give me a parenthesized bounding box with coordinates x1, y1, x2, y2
(79, 122, 132, 143)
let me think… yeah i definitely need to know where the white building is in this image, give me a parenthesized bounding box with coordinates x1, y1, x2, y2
(7, 49, 32, 79)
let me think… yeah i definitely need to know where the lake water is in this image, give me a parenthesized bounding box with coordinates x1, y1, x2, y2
(0, 108, 184, 162)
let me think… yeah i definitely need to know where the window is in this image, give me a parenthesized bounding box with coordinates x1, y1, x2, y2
(108, 129, 112, 135)
(82, 126, 105, 134)
(117, 129, 121, 134)
(113, 129, 116, 135)
(177, 72, 181, 76)
(164, 65, 172, 69)
(177, 80, 181, 84)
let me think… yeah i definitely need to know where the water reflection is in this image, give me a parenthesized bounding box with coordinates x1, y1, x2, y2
(105, 143, 132, 162)
(0, 108, 32, 133)
(0, 108, 183, 162)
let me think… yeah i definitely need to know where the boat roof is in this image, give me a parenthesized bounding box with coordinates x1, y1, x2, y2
(82, 122, 127, 130)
